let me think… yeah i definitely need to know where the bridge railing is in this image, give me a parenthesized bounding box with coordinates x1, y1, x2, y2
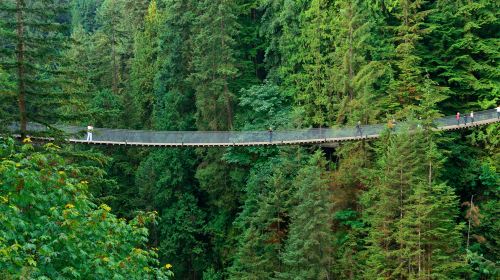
(6, 109, 498, 145)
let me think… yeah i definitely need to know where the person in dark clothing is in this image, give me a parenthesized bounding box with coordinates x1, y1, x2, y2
(268, 127, 273, 143)
(464, 113, 468, 125)
(355, 121, 363, 137)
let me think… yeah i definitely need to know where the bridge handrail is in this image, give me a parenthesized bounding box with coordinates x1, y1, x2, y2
(5, 109, 498, 146)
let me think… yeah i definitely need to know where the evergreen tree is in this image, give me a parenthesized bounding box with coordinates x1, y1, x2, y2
(70, 0, 101, 32)
(135, 148, 207, 279)
(330, 0, 390, 125)
(279, 151, 335, 280)
(0, 0, 72, 137)
(426, 0, 499, 111)
(94, 0, 127, 95)
(189, 0, 239, 130)
(229, 152, 305, 279)
(260, 0, 309, 80)
(130, 0, 159, 128)
(387, 0, 442, 115)
(61, 25, 97, 124)
(0, 66, 15, 129)
(229, 167, 288, 279)
(154, 0, 196, 131)
(361, 128, 465, 279)
(289, 0, 335, 127)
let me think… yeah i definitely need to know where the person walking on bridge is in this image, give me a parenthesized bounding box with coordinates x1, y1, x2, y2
(497, 105, 500, 119)
(464, 113, 468, 125)
(268, 127, 273, 143)
(470, 111, 474, 124)
(86, 125, 93, 142)
(456, 112, 460, 125)
(356, 121, 363, 137)
(388, 119, 396, 132)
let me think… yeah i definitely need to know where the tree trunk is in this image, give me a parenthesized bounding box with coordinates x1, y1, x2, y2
(111, 0, 118, 94)
(16, 0, 27, 138)
(347, 2, 354, 101)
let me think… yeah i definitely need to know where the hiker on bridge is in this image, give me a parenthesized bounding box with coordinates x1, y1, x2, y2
(470, 111, 474, 123)
(356, 121, 363, 137)
(86, 125, 93, 142)
(464, 113, 468, 125)
(388, 118, 396, 132)
(456, 112, 460, 125)
(268, 127, 273, 143)
(497, 105, 500, 119)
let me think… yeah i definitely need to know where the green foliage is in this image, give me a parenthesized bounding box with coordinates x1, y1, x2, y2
(135, 148, 208, 279)
(277, 151, 335, 279)
(129, 0, 160, 128)
(237, 82, 291, 130)
(189, 0, 239, 130)
(361, 128, 466, 279)
(0, 0, 73, 133)
(229, 150, 306, 279)
(330, 0, 391, 125)
(3, 0, 498, 278)
(0, 139, 172, 279)
(153, 0, 196, 131)
(427, 0, 499, 111)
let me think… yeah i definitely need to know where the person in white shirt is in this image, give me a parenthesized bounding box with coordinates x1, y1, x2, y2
(497, 105, 500, 119)
(86, 125, 94, 141)
(470, 111, 474, 123)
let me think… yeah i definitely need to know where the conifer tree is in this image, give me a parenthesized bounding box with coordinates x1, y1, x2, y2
(290, 0, 335, 127)
(229, 168, 289, 279)
(0, 66, 15, 128)
(130, 0, 159, 128)
(94, 0, 127, 95)
(279, 151, 334, 280)
(154, 0, 197, 131)
(427, 0, 499, 110)
(189, 0, 239, 130)
(133, 1, 210, 278)
(61, 25, 96, 124)
(388, 0, 441, 115)
(260, 0, 308, 79)
(70, 0, 100, 32)
(362, 128, 465, 279)
(330, 0, 390, 124)
(0, 0, 72, 137)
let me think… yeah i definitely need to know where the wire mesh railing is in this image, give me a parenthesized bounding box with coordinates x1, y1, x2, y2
(6, 109, 499, 146)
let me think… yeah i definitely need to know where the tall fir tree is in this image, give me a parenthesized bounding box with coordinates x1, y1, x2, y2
(133, 1, 210, 278)
(0, 0, 72, 137)
(330, 0, 390, 125)
(130, 0, 159, 128)
(154, 0, 196, 131)
(387, 0, 443, 116)
(290, 0, 335, 127)
(361, 128, 466, 279)
(189, 0, 239, 130)
(425, 0, 499, 111)
(229, 152, 305, 279)
(278, 151, 335, 280)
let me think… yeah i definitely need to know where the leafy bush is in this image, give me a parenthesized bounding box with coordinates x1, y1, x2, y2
(0, 138, 173, 279)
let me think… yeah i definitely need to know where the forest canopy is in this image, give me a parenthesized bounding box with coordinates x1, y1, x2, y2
(0, 0, 498, 279)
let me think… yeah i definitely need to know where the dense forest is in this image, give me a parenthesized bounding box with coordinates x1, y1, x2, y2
(0, 0, 498, 279)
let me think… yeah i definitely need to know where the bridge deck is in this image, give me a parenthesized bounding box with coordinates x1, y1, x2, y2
(8, 110, 499, 147)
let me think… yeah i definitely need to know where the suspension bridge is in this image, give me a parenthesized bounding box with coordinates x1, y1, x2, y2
(8, 109, 499, 148)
